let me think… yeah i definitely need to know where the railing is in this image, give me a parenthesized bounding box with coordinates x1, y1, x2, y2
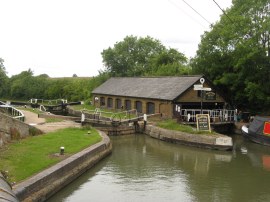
(178, 109, 236, 123)
(39, 105, 47, 112)
(0, 104, 25, 121)
(81, 108, 138, 122)
(29, 98, 68, 105)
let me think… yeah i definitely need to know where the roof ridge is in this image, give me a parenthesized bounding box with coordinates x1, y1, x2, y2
(111, 75, 203, 79)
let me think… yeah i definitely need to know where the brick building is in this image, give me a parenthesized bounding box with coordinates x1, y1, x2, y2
(91, 76, 227, 118)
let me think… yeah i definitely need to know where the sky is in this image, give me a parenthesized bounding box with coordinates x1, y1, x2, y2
(0, 0, 232, 78)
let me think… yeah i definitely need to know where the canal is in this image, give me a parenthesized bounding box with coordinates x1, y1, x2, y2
(47, 134, 270, 202)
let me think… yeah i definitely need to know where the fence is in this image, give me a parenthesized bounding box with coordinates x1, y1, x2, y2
(178, 109, 236, 123)
(81, 108, 138, 121)
(0, 104, 25, 121)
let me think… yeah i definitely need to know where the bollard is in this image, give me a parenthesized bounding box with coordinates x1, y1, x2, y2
(60, 146, 65, 155)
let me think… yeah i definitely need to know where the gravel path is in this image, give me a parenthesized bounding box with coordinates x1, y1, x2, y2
(21, 109, 81, 133)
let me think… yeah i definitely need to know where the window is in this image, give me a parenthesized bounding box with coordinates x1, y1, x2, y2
(100, 97, 105, 106)
(116, 98, 122, 109)
(107, 98, 113, 108)
(125, 100, 131, 110)
(146, 102, 155, 114)
(135, 101, 142, 113)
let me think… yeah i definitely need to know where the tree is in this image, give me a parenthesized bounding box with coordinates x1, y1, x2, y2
(191, 0, 270, 112)
(101, 35, 167, 76)
(0, 58, 8, 97)
(101, 35, 190, 77)
(148, 48, 189, 76)
(9, 69, 36, 99)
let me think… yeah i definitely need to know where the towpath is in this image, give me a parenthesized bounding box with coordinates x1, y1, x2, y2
(20, 109, 81, 133)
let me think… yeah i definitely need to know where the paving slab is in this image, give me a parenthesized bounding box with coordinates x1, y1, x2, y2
(20, 110, 81, 133)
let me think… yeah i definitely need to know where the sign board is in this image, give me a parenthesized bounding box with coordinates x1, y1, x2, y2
(205, 91, 216, 100)
(202, 87, 212, 91)
(196, 114, 211, 132)
(193, 84, 203, 90)
(193, 85, 212, 91)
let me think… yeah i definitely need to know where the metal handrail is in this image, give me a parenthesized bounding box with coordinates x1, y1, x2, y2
(0, 104, 25, 122)
(179, 109, 236, 122)
(29, 98, 68, 105)
(81, 108, 138, 121)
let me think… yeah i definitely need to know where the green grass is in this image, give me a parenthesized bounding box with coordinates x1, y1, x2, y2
(17, 107, 40, 114)
(72, 104, 96, 111)
(45, 117, 64, 123)
(156, 119, 214, 135)
(0, 127, 102, 183)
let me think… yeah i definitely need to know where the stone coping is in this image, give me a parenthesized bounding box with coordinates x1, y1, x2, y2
(13, 130, 112, 202)
(145, 125, 233, 151)
(0, 173, 19, 202)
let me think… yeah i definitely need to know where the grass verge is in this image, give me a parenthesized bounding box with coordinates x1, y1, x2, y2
(156, 119, 215, 135)
(0, 127, 102, 183)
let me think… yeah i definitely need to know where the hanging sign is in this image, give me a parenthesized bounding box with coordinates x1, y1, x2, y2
(205, 91, 216, 100)
(196, 114, 211, 132)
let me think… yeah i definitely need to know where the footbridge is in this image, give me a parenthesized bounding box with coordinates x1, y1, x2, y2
(77, 108, 160, 135)
(80, 108, 159, 127)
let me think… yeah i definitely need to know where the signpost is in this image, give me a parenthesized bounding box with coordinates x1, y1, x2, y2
(193, 78, 212, 133)
(193, 78, 212, 114)
(196, 114, 211, 132)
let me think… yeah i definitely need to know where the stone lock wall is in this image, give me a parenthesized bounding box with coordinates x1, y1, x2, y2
(13, 130, 112, 202)
(0, 112, 41, 147)
(145, 124, 233, 150)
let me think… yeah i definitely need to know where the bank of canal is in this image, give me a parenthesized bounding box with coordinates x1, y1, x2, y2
(47, 134, 270, 202)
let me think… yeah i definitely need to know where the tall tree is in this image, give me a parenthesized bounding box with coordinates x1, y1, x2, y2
(0, 58, 8, 97)
(191, 0, 270, 112)
(9, 69, 35, 99)
(101, 35, 189, 77)
(148, 48, 189, 76)
(101, 35, 166, 77)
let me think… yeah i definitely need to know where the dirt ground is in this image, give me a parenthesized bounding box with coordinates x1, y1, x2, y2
(21, 109, 81, 133)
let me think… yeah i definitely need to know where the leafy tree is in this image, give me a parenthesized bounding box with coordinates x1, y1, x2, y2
(101, 35, 190, 77)
(6, 69, 108, 102)
(148, 48, 189, 76)
(0, 58, 8, 97)
(9, 69, 34, 99)
(191, 0, 270, 113)
(101, 35, 167, 76)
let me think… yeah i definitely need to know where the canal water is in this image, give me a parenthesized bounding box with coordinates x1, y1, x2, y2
(47, 134, 270, 202)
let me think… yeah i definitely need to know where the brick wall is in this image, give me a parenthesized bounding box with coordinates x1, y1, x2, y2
(92, 95, 173, 117)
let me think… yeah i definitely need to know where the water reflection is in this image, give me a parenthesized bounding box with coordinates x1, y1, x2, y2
(47, 134, 270, 202)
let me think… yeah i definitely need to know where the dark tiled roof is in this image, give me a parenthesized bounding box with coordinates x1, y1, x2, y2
(92, 76, 202, 101)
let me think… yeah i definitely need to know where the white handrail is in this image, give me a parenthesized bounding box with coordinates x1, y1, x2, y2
(178, 109, 236, 122)
(0, 105, 25, 121)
